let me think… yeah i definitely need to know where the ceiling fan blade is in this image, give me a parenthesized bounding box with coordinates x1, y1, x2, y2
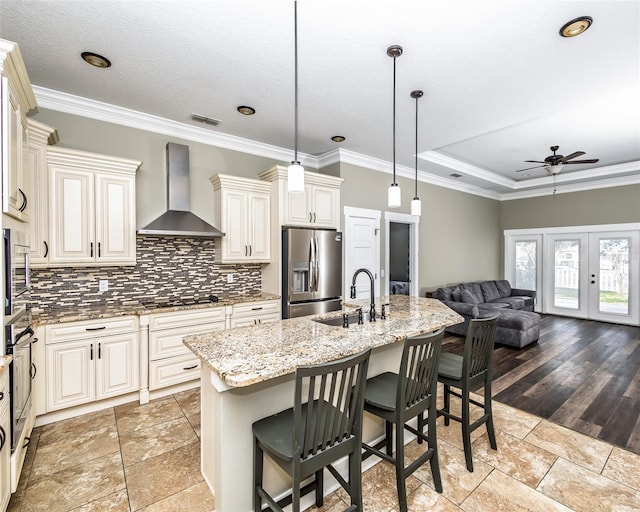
(563, 158, 600, 164)
(524, 160, 546, 164)
(560, 151, 586, 162)
(515, 164, 546, 172)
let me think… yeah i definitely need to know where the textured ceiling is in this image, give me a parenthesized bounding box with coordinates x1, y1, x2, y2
(1, 0, 639, 198)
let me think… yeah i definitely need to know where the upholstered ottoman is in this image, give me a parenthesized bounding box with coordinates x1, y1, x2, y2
(480, 308, 540, 348)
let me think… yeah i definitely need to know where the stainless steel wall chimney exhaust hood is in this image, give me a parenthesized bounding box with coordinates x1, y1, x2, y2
(138, 143, 225, 237)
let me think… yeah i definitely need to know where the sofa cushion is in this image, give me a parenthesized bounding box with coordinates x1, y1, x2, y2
(478, 302, 510, 310)
(495, 280, 512, 298)
(436, 287, 452, 301)
(480, 281, 501, 302)
(510, 295, 534, 308)
(496, 297, 526, 309)
(451, 286, 463, 302)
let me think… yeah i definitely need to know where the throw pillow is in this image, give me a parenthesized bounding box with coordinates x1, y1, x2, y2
(452, 288, 462, 302)
(461, 289, 480, 304)
(481, 281, 500, 302)
(495, 280, 512, 297)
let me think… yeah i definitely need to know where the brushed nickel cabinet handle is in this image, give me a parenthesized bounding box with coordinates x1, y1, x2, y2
(43, 241, 49, 257)
(183, 364, 198, 371)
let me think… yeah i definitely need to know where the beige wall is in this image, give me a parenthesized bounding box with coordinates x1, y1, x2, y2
(339, 162, 502, 294)
(501, 185, 640, 230)
(33, 109, 283, 229)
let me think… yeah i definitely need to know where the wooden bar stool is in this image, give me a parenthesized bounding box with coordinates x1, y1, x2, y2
(252, 349, 371, 512)
(361, 328, 444, 512)
(438, 315, 499, 472)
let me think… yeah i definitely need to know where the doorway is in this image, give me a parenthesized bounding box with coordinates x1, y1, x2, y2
(385, 212, 420, 297)
(343, 207, 381, 301)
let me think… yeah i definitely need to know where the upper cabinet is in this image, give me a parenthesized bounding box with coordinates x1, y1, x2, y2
(258, 166, 342, 230)
(0, 39, 38, 222)
(47, 147, 141, 266)
(211, 174, 271, 263)
(27, 119, 58, 267)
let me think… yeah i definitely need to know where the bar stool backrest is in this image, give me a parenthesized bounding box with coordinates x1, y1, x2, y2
(294, 349, 371, 462)
(463, 315, 499, 385)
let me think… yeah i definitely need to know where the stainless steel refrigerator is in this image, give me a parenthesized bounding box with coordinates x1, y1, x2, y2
(282, 227, 343, 319)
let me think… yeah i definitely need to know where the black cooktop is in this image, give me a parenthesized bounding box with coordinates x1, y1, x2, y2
(140, 294, 219, 310)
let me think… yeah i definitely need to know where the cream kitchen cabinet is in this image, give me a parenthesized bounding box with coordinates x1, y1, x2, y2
(147, 307, 226, 390)
(0, 367, 10, 511)
(258, 166, 342, 230)
(211, 174, 271, 263)
(229, 299, 280, 328)
(47, 146, 140, 266)
(1, 40, 38, 222)
(45, 317, 139, 411)
(27, 120, 58, 267)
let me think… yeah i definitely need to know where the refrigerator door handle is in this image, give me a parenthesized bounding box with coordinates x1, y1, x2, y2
(314, 237, 320, 292)
(309, 237, 316, 292)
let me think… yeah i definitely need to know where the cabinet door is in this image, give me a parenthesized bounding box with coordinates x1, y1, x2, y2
(2, 80, 26, 219)
(47, 339, 95, 411)
(221, 189, 248, 261)
(311, 185, 339, 228)
(49, 167, 95, 264)
(28, 137, 49, 264)
(95, 173, 136, 264)
(95, 333, 139, 399)
(285, 187, 312, 225)
(247, 192, 271, 261)
(0, 402, 10, 512)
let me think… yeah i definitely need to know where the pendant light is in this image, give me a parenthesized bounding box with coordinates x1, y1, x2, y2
(410, 89, 423, 216)
(387, 45, 403, 208)
(287, 1, 304, 193)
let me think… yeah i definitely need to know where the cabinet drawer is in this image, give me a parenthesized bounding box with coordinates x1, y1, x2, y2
(149, 321, 225, 360)
(148, 307, 226, 331)
(232, 300, 280, 318)
(149, 354, 200, 390)
(45, 316, 138, 343)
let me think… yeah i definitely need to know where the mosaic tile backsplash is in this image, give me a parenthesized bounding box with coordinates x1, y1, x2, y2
(30, 236, 262, 311)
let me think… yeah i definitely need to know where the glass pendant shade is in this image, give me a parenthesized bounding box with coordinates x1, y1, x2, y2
(411, 198, 422, 216)
(287, 162, 305, 192)
(388, 183, 401, 208)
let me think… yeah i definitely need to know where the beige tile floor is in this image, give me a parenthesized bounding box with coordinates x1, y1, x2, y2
(7, 386, 640, 511)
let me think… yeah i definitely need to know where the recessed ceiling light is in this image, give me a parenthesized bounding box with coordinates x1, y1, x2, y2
(331, 135, 346, 143)
(81, 51, 111, 68)
(449, 173, 462, 178)
(237, 106, 256, 116)
(559, 16, 593, 37)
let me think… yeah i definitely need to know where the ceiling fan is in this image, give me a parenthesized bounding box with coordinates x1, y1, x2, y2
(516, 145, 599, 175)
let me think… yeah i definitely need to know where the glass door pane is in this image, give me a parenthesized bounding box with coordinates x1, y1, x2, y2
(515, 240, 537, 291)
(597, 238, 630, 315)
(553, 239, 581, 310)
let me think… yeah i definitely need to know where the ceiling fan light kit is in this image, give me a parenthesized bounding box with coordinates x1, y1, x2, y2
(287, 1, 305, 193)
(387, 44, 403, 209)
(516, 145, 599, 177)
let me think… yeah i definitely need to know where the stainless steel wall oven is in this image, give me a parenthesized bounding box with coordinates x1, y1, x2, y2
(5, 308, 35, 452)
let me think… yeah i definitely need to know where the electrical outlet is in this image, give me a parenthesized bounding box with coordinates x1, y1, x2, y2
(99, 279, 109, 292)
(226, 274, 234, 284)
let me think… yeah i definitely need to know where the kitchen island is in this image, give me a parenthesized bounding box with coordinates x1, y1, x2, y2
(184, 295, 463, 511)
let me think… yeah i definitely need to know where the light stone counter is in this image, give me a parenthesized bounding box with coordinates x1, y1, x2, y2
(185, 295, 463, 511)
(184, 295, 462, 389)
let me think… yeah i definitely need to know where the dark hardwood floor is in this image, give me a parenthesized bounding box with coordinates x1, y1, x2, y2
(442, 314, 640, 455)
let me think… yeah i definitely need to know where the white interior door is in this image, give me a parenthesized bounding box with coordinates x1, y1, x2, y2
(343, 207, 380, 301)
(588, 231, 639, 325)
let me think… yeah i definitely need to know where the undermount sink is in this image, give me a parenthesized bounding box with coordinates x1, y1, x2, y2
(313, 312, 373, 327)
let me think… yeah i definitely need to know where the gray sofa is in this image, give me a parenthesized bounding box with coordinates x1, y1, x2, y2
(435, 280, 539, 348)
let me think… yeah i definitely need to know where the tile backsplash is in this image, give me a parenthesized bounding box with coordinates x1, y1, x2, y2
(30, 236, 262, 311)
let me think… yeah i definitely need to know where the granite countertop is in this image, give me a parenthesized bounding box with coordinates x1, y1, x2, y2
(0, 355, 12, 379)
(184, 295, 464, 389)
(31, 292, 280, 326)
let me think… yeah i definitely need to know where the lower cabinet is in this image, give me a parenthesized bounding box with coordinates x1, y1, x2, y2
(0, 369, 10, 511)
(148, 307, 226, 390)
(45, 317, 139, 411)
(229, 299, 280, 328)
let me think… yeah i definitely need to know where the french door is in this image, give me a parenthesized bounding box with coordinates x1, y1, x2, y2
(545, 231, 639, 324)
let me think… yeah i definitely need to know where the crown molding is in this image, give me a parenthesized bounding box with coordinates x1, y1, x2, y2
(33, 86, 637, 203)
(33, 85, 320, 168)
